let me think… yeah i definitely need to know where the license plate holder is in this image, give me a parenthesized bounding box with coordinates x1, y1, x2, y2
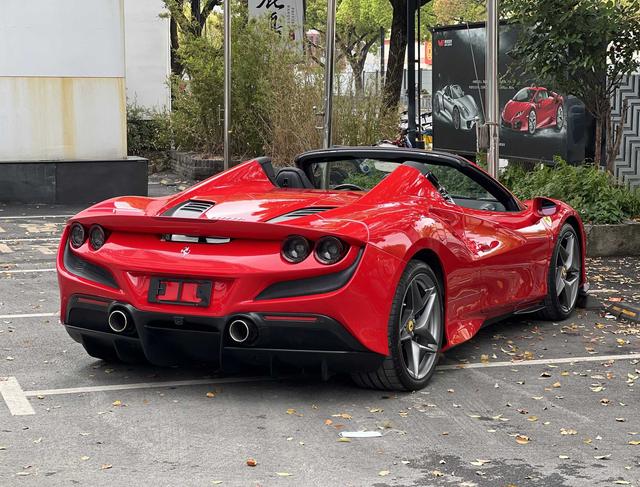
(148, 277, 212, 307)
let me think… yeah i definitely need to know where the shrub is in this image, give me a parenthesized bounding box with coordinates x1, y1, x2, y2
(170, 3, 397, 164)
(500, 158, 640, 224)
(127, 104, 172, 156)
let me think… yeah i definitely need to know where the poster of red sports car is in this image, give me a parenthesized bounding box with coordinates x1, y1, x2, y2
(432, 22, 592, 163)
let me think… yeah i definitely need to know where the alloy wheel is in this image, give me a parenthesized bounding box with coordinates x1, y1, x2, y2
(556, 106, 564, 130)
(555, 232, 580, 312)
(528, 111, 537, 134)
(399, 273, 441, 380)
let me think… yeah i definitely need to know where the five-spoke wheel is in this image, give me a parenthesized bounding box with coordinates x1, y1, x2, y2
(352, 260, 443, 391)
(540, 224, 582, 320)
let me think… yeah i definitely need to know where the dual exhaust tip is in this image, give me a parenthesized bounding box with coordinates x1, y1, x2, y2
(108, 307, 256, 344)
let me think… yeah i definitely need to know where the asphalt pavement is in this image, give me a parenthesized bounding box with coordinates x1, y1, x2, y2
(0, 178, 638, 486)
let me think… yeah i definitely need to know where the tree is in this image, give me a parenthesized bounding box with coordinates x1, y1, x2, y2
(383, 0, 434, 110)
(431, 0, 484, 25)
(164, 0, 221, 75)
(503, 0, 640, 171)
(306, 0, 391, 95)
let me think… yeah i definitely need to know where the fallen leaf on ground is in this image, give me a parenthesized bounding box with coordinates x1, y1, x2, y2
(378, 470, 390, 476)
(331, 413, 352, 420)
(246, 459, 257, 467)
(515, 435, 530, 444)
(276, 472, 292, 477)
(100, 464, 112, 470)
(206, 392, 216, 398)
(470, 459, 491, 466)
(560, 428, 577, 435)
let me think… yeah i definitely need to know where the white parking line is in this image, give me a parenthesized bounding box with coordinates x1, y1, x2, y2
(0, 214, 72, 220)
(0, 312, 58, 319)
(24, 376, 273, 398)
(437, 352, 640, 370)
(0, 268, 56, 275)
(0, 237, 60, 243)
(0, 377, 35, 416)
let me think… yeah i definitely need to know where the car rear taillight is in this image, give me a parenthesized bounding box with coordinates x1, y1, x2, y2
(281, 235, 311, 263)
(70, 223, 86, 248)
(315, 237, 347, 265)
(89, 225, 107, 250)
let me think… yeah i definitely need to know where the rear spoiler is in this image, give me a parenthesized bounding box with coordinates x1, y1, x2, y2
(70, 214, 369, 245)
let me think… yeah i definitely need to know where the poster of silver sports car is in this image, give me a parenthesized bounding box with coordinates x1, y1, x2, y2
(431, 22, 593, 163)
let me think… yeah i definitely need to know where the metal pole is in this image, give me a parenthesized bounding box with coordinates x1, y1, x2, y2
(406, 0, 417, 147)
(416, 3, 423, 148)
(223, 0, 231, 170)
(486, 0, 499, 177)
(379, 27, 385, 94)
(323, 0, 337, 149)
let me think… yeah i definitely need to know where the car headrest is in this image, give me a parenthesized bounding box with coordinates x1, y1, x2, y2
(275, 167, 314, 189)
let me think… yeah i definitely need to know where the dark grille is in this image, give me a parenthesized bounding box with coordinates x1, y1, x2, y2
(268, 207, 335, 223)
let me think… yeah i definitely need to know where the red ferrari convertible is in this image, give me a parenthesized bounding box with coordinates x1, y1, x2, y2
(501, 87, 565, 135)
(57, 147, 587, 390)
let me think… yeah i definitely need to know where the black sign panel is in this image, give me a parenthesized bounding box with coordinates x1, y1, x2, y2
(432, 23, 588, 163)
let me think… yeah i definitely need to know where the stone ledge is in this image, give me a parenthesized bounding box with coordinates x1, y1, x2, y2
(585, 222, 640, 257)
(169, 150, 242, 180)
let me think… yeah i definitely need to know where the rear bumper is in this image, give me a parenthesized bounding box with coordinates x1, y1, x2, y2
(64, 295, 384, 371)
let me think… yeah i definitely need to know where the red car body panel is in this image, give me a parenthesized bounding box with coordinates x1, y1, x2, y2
(57, 150, 587, 366)
(502, 87, 564, 132)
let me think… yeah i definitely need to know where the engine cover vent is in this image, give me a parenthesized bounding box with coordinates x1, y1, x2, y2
(165, 200, 215, 218)
(268, 207, 335, 223)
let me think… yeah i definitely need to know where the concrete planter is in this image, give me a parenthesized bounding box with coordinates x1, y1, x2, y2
(585, 222, 640, 257)
(169, 150, 242, 180)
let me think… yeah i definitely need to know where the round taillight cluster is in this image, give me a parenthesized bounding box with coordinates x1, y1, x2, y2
(69, 223, 107, 250)
(281, 235, 348, 265)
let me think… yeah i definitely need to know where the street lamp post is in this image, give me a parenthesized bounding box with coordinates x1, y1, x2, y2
(223, 0, 231, 170)
(486, 0, 499, 177)
(323, 0, 337, 149)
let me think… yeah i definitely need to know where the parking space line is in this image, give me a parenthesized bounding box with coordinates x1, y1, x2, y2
(0, 268, 56, 275)
(0, 377, 36, 416)
(0, 237, 60, 243)
(0, 312, 58, 319)
(24, 376, 273, 398)
(438, 352, 640, 370)
(0, 214, 72, 220)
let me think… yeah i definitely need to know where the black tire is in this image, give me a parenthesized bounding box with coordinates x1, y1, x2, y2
(453, 107, 461, 130)
(434, 96, 440, 115)
(351, 260, 444, 391)
(539, 224, 581, 321)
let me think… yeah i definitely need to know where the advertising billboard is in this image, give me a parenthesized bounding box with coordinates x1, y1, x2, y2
(432, 23, 589, 163)
(249, 0, 305, 52)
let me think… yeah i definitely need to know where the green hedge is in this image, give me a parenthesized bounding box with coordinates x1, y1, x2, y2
(500, 159, 640, 224)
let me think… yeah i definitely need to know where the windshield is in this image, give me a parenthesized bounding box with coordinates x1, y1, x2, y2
(513, 88, 535, 102)
(309, 159, 398, 190)
(450, 85, 464, 99)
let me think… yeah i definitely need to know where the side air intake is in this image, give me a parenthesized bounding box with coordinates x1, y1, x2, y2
(164, 200, 215, 218)
(268, 207, 335, 223)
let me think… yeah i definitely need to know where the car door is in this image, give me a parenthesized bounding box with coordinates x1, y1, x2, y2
(461, 206, 552, 316)
(536, 90, 554, 125)
(428, 163, 552, 317)
(443, 86, 453, 116)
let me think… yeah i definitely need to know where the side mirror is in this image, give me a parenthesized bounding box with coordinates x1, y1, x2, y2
(533, 197, 558, 217)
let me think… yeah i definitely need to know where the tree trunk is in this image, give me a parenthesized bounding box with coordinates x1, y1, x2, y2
(593, 116, 603, 168)
(383, 0, 407, 111)
(170, 18, 184, 76)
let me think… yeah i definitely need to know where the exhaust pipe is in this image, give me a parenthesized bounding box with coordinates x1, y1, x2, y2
(108, 309, 130, 333)
(228, 318, 255, 344)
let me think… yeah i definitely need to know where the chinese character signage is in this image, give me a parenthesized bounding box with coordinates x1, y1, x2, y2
(249, 0, 304, 52)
